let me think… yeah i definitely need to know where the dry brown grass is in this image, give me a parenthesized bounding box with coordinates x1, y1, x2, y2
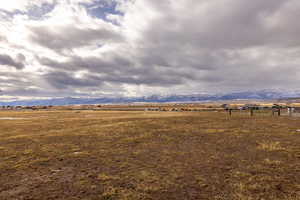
(257, 141, 285, 151)
(0, 110, 299, 200)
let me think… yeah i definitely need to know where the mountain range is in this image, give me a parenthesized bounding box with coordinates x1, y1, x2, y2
(1, 90, 300, 106)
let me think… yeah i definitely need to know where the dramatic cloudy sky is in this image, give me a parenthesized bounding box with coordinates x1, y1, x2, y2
(0, 0, 300, 100)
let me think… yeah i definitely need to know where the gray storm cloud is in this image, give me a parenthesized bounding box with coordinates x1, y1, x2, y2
(0, 54, 25, 69)
(0, 0, 300, 99)
(29, 24, 123, 51)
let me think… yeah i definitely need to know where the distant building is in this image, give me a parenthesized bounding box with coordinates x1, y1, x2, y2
(221, 104, 229, 109)
(292, 107, 300, 113)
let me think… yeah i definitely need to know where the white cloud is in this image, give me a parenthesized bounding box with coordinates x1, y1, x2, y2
(0, 0, 53, 12)
(1, 0, 300, 99)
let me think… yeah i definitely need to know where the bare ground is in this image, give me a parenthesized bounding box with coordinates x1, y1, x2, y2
(0, 110, 299, 200)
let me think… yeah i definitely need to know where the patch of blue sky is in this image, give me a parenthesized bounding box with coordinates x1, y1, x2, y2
(0, 3, 55, 20)
(27, 3, 56, 20)
(83, 0, 123, 24)
(0, 9, 25, 20)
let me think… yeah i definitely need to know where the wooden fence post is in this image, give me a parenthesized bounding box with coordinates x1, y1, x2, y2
(250, 108, 254, 116)
(288, 107, 292, 117)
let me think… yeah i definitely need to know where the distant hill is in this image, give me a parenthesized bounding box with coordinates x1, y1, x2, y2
(1, 90, 300, 106)
(277, 97, 300, 103)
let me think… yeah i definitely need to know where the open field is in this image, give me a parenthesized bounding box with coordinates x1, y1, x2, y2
(0, 110, 299, 200)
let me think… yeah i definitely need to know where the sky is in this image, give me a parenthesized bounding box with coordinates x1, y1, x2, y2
(0, 0, 300, 100)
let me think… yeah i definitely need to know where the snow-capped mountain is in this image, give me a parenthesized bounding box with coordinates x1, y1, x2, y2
(1, 90, 300, 106)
